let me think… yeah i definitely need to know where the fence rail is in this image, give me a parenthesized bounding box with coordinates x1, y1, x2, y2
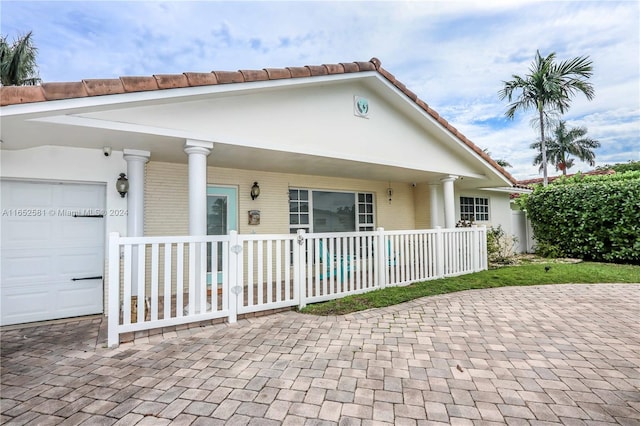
(108, 226, 486, 346)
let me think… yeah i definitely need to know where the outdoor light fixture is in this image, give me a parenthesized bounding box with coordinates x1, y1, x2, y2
(116, 173, 129, 198)
(387, 184, 394, 204)
(250, 182, 260, 200)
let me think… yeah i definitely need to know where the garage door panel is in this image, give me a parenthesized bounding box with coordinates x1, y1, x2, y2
(1, 286, 54, 323)
(1, 180, 105, 326)
(2, 181, 54, 208)
(1, 252, 52, 284)
(1, 282, 102, 325)
(58, 252, 103, 277)
(58, 283, 103, 311)
(2, 218, 53, 246)
(58, 183, 105, 207)
(57, 220, 105, 244)
(3, 248, 103, 284)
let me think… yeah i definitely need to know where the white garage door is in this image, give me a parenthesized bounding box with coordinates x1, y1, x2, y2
(1, 180, 105, 326)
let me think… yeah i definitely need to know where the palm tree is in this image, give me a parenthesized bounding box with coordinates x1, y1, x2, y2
(499, 50, 594, 185)
(531, 120, 600, 175)
(0, 31, 41, 86)
(482, 148, 512, 168)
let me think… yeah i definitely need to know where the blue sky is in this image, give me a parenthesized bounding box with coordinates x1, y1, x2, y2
(2, 0, 638, 180)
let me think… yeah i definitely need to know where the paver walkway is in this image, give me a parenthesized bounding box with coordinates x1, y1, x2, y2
(1, 284, 639, 425)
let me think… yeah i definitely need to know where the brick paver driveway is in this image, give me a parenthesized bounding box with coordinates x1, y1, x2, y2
(2, 284, 639, 425)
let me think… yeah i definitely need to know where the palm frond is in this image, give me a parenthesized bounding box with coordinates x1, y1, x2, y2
(1, 31, 40, 86)
(531, 120, 600, 173)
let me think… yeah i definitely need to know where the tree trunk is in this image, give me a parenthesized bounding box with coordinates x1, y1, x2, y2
(539, 105, 548, 186)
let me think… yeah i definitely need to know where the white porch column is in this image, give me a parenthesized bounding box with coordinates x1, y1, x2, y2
(184, 140, 214, 235)
(123, 149, 151, 238)
(441, 175, 458, 228)
(428, 183, 440, 228)
(123, 149, 150, 298)
(184, 140, 213, 315)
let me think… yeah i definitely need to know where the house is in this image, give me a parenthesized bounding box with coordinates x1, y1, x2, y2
(0, 57, 526, 327)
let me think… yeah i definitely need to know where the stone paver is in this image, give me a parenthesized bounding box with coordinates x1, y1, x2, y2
(2, 284, 639, 425)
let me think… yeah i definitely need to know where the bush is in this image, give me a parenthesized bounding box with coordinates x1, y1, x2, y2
(458, 221, 519, 264)
(533, 241, 565, 259)
(524, 171, 640, 264)
(487, 225, 518, 264)
(597, 160, 640, 174)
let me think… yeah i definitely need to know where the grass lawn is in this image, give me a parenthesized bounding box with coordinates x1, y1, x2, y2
(300, 260, 640, 316)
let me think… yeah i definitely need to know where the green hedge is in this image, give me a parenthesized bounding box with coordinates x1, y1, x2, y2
(524, 172, 640, 264)
(597, 160, 640, 173)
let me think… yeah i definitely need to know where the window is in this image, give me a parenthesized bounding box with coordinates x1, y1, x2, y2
(357, 193, 375, 231)
(313, 191, 355, 232)
(289, 189, 375, 233)
(289, 189, 310, 234)
(460, 196, 489, 222)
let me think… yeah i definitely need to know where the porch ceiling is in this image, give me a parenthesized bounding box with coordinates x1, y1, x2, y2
(0, 113, 449, 184)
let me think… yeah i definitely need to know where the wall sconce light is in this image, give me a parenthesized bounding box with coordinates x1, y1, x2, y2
(250, 182, 260, 200)
(387, 184, 394, 204)
(116, 173, 129, 198)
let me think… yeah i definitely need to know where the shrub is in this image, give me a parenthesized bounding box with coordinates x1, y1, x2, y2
(524, 171, 640, 264)
(533, 241, 565, 259)
(487, 225, 519, 264)
(457, 221, 518, 264)
(597, 160, 640, 173)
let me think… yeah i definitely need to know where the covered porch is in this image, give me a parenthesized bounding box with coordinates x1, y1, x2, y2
(108, 226, 487, 347)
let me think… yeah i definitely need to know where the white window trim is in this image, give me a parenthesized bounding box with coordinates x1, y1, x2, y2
(459, 195, 490, 222)
(288, 188, 311, 233)
(289, 188, 376, 233)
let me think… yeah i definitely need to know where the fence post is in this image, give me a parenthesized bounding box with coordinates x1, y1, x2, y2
(471, 225, 480, 272)
(107, 232, 121, 348)
(376, 227, 386, 288)
(296, 230, 307, 309)
(228, 230, 240, 324)
(435, 226, 445, 278)
(480, 225, 488, 270)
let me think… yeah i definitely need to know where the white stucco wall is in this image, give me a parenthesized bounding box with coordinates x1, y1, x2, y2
(80, 81, 486, 179)
(1, 145, 128, 236)
(488, 193, 514, 236)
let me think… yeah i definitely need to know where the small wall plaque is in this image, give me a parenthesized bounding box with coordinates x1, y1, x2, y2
(354, 95, 370, 118)
(248, 210, 260, 225)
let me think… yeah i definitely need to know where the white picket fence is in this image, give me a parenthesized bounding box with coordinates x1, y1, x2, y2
(108, 227, 487, 346)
